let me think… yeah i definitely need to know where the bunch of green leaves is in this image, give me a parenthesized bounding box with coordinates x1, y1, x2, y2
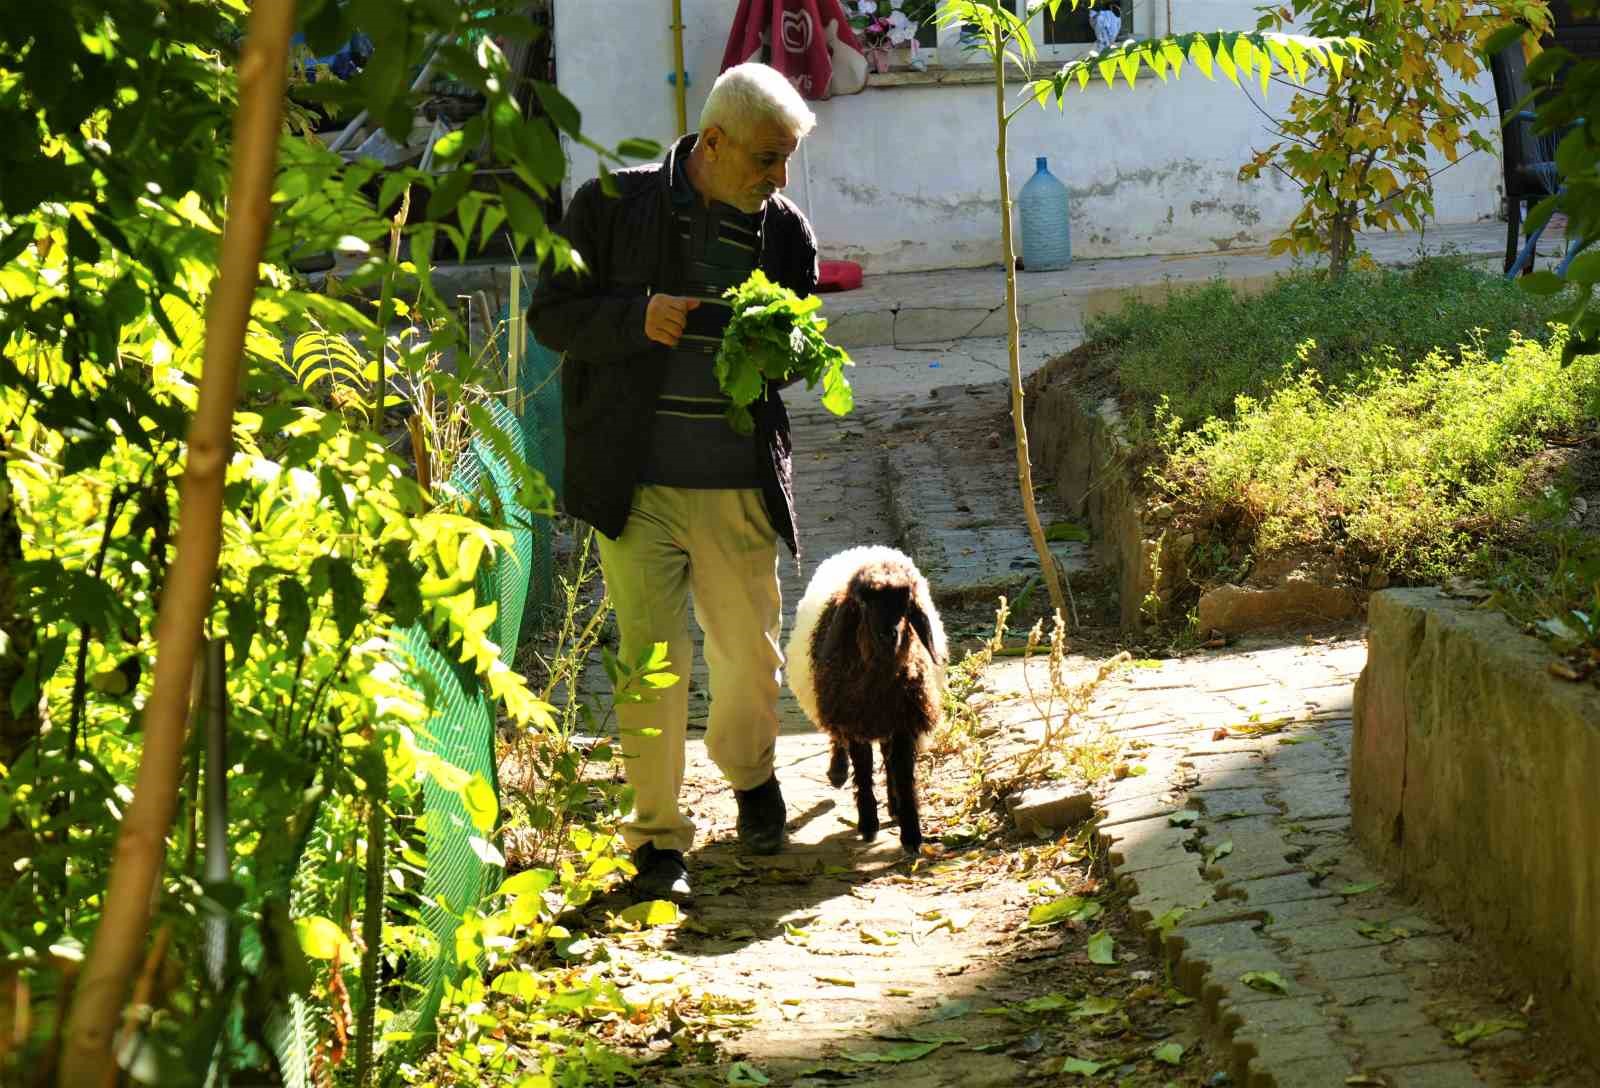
(714, 270, 854, 435)
(1239, 0, 1550, 276)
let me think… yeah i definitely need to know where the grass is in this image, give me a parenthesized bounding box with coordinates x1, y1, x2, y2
(1071, 258, 1600, 653)
(1152, 334, 1600, 583)
(1085, 257, 1567, 435)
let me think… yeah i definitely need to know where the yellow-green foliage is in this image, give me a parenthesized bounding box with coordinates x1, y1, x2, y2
(1154, 331, 1600, 581)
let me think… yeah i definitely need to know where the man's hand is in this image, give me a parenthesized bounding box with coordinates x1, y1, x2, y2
(644, 294, 701, 348)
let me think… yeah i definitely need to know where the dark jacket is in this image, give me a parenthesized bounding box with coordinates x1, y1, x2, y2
(527, 135, 820, 556)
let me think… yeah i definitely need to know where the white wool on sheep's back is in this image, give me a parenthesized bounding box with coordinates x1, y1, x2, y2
(784, 544, 947, 729)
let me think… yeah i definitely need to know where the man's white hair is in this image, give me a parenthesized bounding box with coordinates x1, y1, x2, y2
(699, 63, 817, 140)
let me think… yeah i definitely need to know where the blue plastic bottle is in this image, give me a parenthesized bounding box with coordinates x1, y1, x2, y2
(1018, 156, 1072, 272)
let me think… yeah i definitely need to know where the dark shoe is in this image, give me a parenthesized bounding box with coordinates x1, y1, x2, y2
(735, 775, 787, 855)
(629, 843, 692, 903)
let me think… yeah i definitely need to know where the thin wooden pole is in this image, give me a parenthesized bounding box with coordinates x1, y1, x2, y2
(57, 3, 298, 1082)
(671, 0, 688, 136)
(993, 36, 1067, 618)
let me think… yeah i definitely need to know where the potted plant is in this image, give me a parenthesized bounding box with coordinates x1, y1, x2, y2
(850, 0, 934, 73)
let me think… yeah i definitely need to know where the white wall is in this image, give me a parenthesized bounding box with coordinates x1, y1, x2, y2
(553, 0, 1507, 273)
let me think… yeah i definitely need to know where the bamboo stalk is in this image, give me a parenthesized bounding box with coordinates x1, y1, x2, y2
(56, 3, 298, 1083)
(993, 39, 1067, 618)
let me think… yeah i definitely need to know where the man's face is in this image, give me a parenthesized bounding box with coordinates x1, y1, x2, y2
(702, 117, 801, 213)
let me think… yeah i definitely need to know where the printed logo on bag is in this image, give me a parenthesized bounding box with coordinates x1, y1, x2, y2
(782, 9, 815, 53)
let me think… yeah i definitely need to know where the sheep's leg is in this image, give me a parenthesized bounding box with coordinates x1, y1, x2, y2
(827, 740, 849, 789)
(849, 740, 879, 841)
(886, 731, 922, 855)
(880, 739, 899, 825)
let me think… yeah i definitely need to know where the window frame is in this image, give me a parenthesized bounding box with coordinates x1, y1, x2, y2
(915, 1, 1148, 68)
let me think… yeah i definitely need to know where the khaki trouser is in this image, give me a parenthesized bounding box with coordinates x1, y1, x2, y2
(596, 486, 783, 853)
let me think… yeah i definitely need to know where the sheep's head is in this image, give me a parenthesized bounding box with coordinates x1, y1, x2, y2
(827, 561, 937, 665)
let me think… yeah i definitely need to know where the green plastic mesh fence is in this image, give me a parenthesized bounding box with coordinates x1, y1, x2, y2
(499, 299, 561, 629)
(445, 401, 536, 662)
(389, 621, 500, 1054)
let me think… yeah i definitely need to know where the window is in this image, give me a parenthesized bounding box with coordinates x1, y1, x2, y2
(919, 1, 1139, 66)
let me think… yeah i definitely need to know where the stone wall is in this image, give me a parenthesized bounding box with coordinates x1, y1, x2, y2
(1352, 589, 1600, 1061)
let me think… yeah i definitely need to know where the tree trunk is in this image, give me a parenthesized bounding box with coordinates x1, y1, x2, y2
(993, 45, 1068, 619)
(57, 3, 298, 1083)
(1329, 210, 1356, 278)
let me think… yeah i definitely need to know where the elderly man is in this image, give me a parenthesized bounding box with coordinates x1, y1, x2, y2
(529, 64, 819, 902)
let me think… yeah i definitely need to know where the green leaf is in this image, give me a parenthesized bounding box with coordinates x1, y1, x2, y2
(462, 772, 499, 833)
(1520, 270, 1567, 297)
(1070, 995, 1121, 1019)
(1152, 1041, 1185, 1066)
(1204, 839, 1233, 866)
(1059, 1056, 1106, 1076)
(1086, 930, 1116, 964)
(494, 868, 556, 899)
(1481, 24, 1527, 61)
(1239, 970, 1290, 994)
(1338, 880, 1383, 896)
(427, 165, 477, 221)
(617, 137, 664, 160)
(296, 915, 353, 961)
(619, 899, 682, 927)
(727, 1061, 771, 1085)
(1564, 250, 1600, 287)
(1168, 810, 1199, 827)
(1451, 1019, 1524, 1047)
(1028, 895, 1101, 926)
(533, 81, 582, 135)
(843, 1041, 944, 1063)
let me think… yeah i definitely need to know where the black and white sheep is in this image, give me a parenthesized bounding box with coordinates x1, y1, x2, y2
(786, 545, 948, 854)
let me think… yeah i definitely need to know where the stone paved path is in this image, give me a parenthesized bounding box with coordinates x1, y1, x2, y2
(1080, 642, 1593, 1086)
(560, 338, 1596, 1086)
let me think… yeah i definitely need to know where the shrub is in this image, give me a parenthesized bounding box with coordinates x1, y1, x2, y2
(1086, 258, 1567, 436)
(1151, 331, 1600, 584)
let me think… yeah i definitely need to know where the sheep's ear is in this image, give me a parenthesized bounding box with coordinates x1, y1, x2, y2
(907, 600, 945, 665)
(816, 596, 857, 664)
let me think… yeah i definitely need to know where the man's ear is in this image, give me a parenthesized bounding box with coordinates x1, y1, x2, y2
(701, 125, 725, 159)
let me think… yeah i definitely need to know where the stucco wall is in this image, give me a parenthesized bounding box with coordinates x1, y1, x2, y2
(552, 1, 1508, 273)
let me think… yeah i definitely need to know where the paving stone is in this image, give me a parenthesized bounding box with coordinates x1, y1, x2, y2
(1278, 784, 1350, 822)
(1194, 950, 1307, 1014)
(1189, 786, 1279, 814)
(1218, 994, 1330, 1036)
(1123, 859, 1214, 927)
(1167, 920, 1269, 963)
(1300, 945, 1399, 981)
(1224, 872, 1336, 907)
(1337, 999, 1435, 1035)
(1266, 742, 1345, 776)
(1375, 1062, 1493, 1087)
(1204, 816, 1301, 882)
(1007, 784, 1094, 833)
(1095, 790, 1183, 828)
(1255, 896, 1348, 929)
(1273, 919, 1380, 955)
(1182, 751, 1269, 784)
(1250, 1054, 1355, 1088)
(1101, 814, 1197, 874)
(1240, 1032, 1349, 1074)
(1360, 1025, 1461, 1068)
(1322, 973, 1415, 1007)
